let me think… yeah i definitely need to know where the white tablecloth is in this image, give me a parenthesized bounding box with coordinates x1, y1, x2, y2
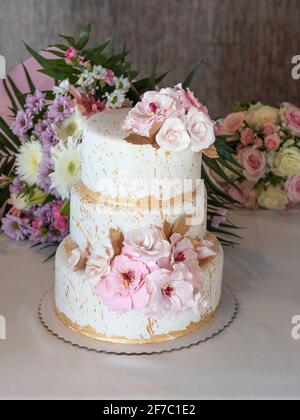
(0, 210, 299, 400)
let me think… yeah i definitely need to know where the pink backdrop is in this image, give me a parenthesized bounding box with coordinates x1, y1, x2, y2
(0, 55, 53, 122)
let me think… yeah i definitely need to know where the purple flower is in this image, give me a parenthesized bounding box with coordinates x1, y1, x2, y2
(47, 97, 73, 122)
(9, 176, 23, 193)
(40, 124, 59, 151)
(37, 153, 58, 196)
(25, 90, 46, 114)
(1, 214, 31, 241)
(11, 110, 33, 142)
(33, 118, 49, 137)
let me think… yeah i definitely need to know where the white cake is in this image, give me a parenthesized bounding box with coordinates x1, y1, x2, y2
(55, 105, 224, 344)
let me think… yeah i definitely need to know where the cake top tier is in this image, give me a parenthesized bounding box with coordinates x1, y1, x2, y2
(81, 108, 203, 200)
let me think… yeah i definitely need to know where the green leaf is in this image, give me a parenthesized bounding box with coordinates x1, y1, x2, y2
(0, 116, 21, 148)
(77, 23, 91, 50)
(58, 34, 78, 49)
(84, 38, 111, 60)
(7, 75, 26, 108)
(202, 166, 237, 203)
(182, 57, 205, 89)
(60, 199, 70, 217)
(22, 64, 36, 94)
(3, 80, 18, 115)
(203, 155, 238, 189)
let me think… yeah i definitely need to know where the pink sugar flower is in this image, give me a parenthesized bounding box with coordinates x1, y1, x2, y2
(122, 225, 170, 268)
(95, 255, 150, 314)
(145, 263, 196, 320)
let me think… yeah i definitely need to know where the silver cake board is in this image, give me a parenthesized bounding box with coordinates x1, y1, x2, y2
(39, 285, 238, 355)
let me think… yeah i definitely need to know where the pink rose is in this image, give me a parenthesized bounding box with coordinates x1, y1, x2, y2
(253, 137, 263, 148)
(264, 133, 281, 151)
(156, 117, 191, 151)
(64, 47, 77, 64)
(95, 255, 150, 314)
(228, 180, 257, 209)
(186, 107, 215, 152)
(161, 84, 209, 115)
(285, 174, 300, 203)
(280, 103, 300, 136)
(145, 263, 196, 320)
(240, 128, 254, 146)
(122, 225, 170, 267)
(122, 91, 181, 137)
(220, 112, 245, 134)
(238, 147, 266, 182)
(263, 122, 277, 136)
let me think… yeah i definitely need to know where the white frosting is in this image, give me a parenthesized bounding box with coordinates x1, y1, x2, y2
(70, 182, 207, 250)
(81, 108, 202, 200)
(55, 235, 223, 342)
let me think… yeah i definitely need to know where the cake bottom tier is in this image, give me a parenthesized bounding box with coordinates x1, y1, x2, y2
(55, 235, 224, 344)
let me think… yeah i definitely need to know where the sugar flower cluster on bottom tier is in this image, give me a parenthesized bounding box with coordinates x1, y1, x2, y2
(68, 225, 216, 321)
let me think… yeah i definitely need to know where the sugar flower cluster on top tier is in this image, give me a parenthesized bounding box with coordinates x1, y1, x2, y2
(69, 224, 216, 320)
(213, 102, 300, 210)
(122, 84, 215, 153)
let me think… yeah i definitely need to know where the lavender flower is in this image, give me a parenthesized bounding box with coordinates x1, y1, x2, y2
(11, 110, 33, 142)
(2, 214, 31, 241)
(9, 176, 23, 193)
(47, 97, 73, 123)
(37, 153, 58, 196)
(33, 118, 49, 138)
(25, 90, 46, 114)
(40, 123, 59, 151)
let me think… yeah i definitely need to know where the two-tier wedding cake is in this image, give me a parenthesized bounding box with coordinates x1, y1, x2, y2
(55, 85, 224, 343)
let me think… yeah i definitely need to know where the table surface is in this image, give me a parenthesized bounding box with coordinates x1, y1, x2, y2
(0, 210, 300, 400)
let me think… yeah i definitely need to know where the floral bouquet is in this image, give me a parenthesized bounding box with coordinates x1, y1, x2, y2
(216, 102, 300, 210)
(0, 24, 241, 255)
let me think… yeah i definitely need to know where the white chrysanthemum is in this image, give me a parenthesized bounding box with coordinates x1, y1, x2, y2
(53, 79, 70, 97)
(114, 76, 130, 92)
(92, 65, 106, 80)
(50, 139, 81, 199)
(76, 69, 94, 88)
(16, 141, 43, 186)
(105, 89, 126, 109)
(54, 106, 86, 143)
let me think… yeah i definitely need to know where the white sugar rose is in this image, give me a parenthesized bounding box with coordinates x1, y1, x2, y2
(186, 107, 215, 152)
(257, 185, 289, 210)
(156, 117, 191, 151)
(268, 147, 300, 177)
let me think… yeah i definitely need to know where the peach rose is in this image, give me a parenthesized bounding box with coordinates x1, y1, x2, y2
(280, 103, 300, 136)
(220, 112, 245, 134)
(238, 147, 266, 182)
(264, 133, 281, 151)
(285, 174, 300, 203)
